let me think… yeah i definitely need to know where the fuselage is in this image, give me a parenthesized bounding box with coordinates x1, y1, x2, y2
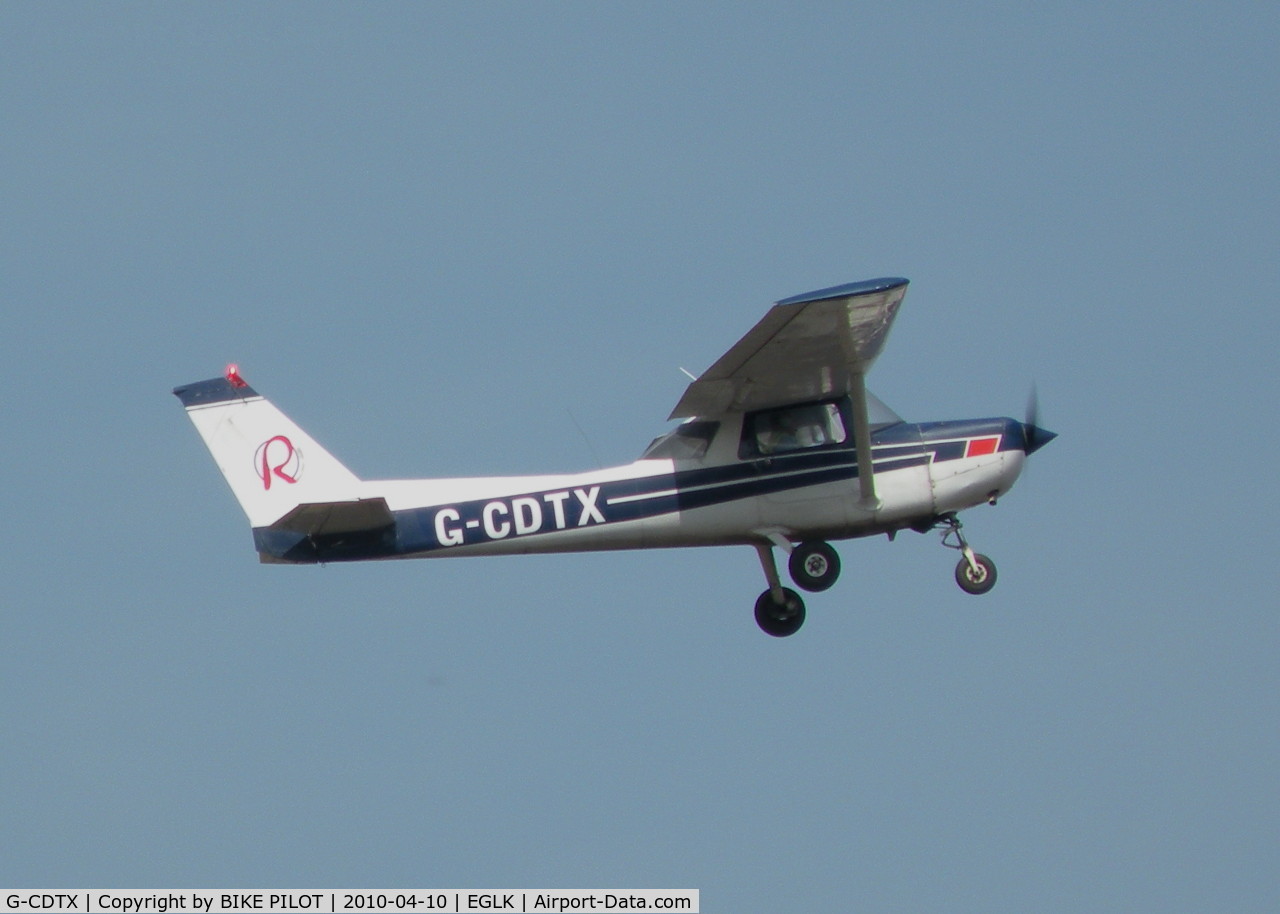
(252, 410, 1029, 565)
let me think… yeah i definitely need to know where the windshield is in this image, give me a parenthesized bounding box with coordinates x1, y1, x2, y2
(641, 420, 720, 460)
(866, 389, 903, 428)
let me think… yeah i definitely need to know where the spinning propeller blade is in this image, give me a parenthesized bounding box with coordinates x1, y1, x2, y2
(1021, 383, 1057, 455)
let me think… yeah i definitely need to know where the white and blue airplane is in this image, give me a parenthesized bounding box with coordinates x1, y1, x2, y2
(175, 277, 1054, 636)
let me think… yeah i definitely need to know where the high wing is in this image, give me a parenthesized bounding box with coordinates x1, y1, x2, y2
(670, 277, 909, 508)
(668, 277, 909, 421)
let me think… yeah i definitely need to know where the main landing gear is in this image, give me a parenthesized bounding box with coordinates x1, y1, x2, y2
(752, 539, 841, 637)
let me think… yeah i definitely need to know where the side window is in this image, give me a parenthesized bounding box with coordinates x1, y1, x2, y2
(740, 401, 848, 458)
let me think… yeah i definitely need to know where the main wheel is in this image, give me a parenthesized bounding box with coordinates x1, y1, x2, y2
(754, 587, 806, 637)
(955, 554, 997, 595)
(788, 540, 841, 592)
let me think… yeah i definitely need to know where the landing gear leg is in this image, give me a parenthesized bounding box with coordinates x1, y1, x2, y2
(753, 543, 806, 637)
(936, 513, 998, 595)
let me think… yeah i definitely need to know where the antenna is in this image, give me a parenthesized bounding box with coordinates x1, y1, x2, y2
(565, 408, 603, 469)
(679, 367, 698, 381)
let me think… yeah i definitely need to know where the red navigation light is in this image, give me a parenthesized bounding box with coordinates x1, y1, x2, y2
(225, 363, 248, 388)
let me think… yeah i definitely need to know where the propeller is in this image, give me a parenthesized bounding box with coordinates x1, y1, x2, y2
(1021, 383, 1057, 455)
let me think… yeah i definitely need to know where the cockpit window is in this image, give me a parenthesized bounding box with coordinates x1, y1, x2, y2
(642, 420, 720, 460)
(740, 401, 847, 458)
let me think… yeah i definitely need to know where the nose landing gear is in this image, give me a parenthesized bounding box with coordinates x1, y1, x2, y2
(935, 513, 998, 595)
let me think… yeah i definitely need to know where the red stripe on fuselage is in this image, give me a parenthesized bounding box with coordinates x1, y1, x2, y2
(964, 436, 1000, 458)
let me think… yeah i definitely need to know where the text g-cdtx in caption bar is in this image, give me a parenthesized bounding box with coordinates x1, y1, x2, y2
(2, 892, 699, 914)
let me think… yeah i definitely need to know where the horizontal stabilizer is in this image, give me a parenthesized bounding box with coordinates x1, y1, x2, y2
(253, 498, 397, 564)
(268, 498, 395, 536)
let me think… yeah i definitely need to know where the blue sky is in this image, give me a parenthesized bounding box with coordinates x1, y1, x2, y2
(3, 3, 1277, 910)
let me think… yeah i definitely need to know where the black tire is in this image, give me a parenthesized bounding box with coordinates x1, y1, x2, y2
(754, 587, 806, 637)
(955, 554, 997, 595)
(788, 540, 841, 592)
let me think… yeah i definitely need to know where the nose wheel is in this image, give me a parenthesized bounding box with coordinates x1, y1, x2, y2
(935, 514, 998, 595)
(955, 552, 997, 594)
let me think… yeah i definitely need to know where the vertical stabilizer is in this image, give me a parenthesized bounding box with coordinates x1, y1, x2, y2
(173, 367, 362, 528)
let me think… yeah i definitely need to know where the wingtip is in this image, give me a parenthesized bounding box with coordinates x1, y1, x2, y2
(775, 276, 909, 307)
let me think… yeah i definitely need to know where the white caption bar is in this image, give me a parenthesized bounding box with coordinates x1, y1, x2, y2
(2, 893, 698, 914)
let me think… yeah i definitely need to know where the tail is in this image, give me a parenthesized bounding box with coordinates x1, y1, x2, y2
(172, 366, 389, 558)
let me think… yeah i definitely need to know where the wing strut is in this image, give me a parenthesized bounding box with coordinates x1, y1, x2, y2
(849, 372, 880, 510)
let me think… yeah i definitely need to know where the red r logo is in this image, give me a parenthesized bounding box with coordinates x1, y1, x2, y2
(255, 436, 302, 490)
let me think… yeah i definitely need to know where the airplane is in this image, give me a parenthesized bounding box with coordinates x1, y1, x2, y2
(174, 277, 1055, 637)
